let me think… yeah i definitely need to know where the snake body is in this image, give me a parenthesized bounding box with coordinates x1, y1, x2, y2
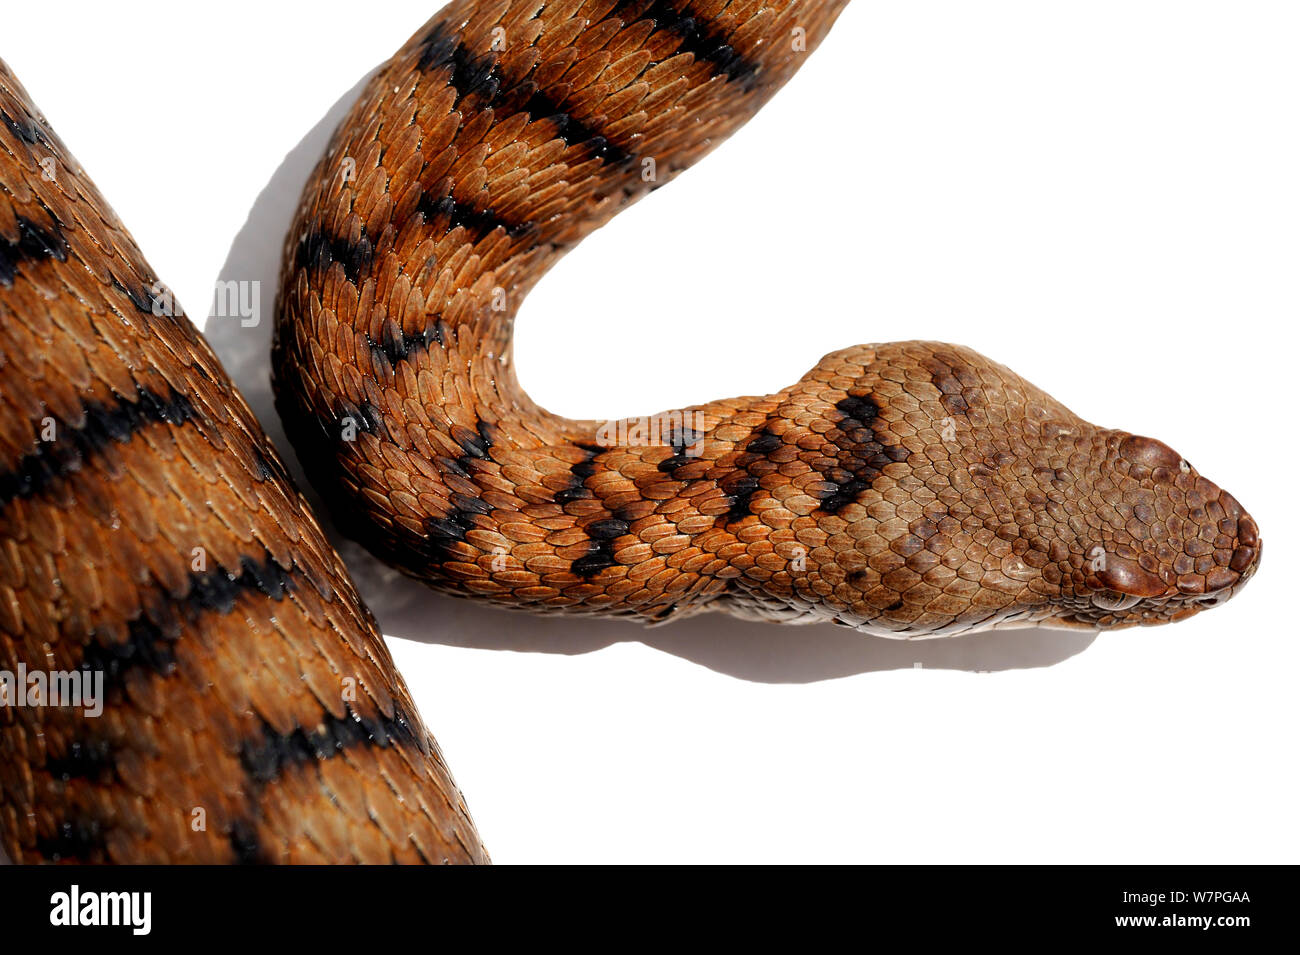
(0, 62, 485, 863)
(0, 0, 1264, 864)
(275, 0, 1259, 637)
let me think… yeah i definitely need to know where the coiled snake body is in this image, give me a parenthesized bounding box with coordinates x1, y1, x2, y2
(0, 0, 1262, 863)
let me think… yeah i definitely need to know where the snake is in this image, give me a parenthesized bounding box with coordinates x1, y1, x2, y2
(0, 0, 1263, 864)
(275, 0, 1258, 637)
(0, 60, 485, 863)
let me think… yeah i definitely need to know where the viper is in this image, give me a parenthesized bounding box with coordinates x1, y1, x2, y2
(0, 60, 485, 863)
(276, 0, 1258, 636)
(0, 0, 1261, 864)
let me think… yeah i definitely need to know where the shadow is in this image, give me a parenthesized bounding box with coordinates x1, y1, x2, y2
(201, 72, 1098, 685)
(362, 556, 1099, 683)
(202, 71, 377, 463)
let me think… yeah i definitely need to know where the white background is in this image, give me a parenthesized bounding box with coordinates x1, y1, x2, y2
(4, 1, 1295, 863)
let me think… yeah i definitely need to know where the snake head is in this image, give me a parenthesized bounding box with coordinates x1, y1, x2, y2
(768, 343, 1262, 638)
(1050, 433, 1262, 630)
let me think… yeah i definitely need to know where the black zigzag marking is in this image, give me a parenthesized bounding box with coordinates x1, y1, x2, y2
(0, 386, 196, 510)
(239, 704, 423, 785)
(0, 214, 66, 287)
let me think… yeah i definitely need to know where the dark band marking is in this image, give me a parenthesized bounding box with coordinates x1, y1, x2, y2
(297, 194, 528, 291)
(110, 275, 177, 317)
(424, 511, 472, 561)
(745, 431, 783, 455)
(422, 419, 498, 561)
(414, 192, 534, 243)
(520, 91, 634, 165)
(817, 394, 909, 514)
(416, 22, 635, 165)
(239, 704, 422, 785)
(368, 320, 446, 371)
(836, 394, 879, 425)
(417, 22, 501, 101)
(571, 542, 619, 578)
(721, 422, 780, 524)
(588, 518, 630, 538)
(554, 442, 602, 508)
(0, 386, 195, 510)
(34, 553, 298, 867)
(625, 0, 760, 87)
(653, 422, 708, 477)
(329, 399, 385, 444)
(551, 442, 625, 578)
(319, 417, 498, 565)
(683, 420, 775, 527)
(0, 214, 67, 287)
(43, 737, 116, 783)
(251, 444, 296, 488)
(295, 227, 375, 285)
(920, 351, 985, 417)
(555, 468, 596, 506)
(573, 507, 641, 577)
(425, 496, 491, 562)
(271, 387, 424, 570)
(229, 819, 266, 865)
(35, 816, 107, 862)
(417, 2, 760, 103)
(357, 401, 385, 436)
(78, 552, 297, 698)
(1, 108, 44, 145)
(721, 471, 761, 524)
(452, 418, 495, 464)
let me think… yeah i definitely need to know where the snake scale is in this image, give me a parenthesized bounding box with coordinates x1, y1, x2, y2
(0, 0, 1262, 863)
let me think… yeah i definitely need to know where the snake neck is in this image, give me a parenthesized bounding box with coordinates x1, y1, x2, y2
(273, 0, 853, 619)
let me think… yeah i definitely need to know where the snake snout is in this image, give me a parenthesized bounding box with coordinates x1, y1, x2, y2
(1212, 491, 1261, 591)
(1172, 482, 1261, 603)
(1077, 437, 1261, 628)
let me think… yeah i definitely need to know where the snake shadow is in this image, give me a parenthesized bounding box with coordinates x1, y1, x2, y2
(201, 74, 1097, 684)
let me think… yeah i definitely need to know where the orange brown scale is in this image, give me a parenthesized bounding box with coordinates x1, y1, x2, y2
(0, 60, 486, 863)
(275, 0, 1259, 639)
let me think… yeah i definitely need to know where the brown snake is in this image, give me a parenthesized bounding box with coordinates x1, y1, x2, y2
(1, 0, 1263, 864)
(0, 61, 484, 863)
(278, 0, 1258, 636)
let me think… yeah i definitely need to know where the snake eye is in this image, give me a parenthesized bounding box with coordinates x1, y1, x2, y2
(1091, 591, 1141, 612)
(1179, 459, 1191, 474)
